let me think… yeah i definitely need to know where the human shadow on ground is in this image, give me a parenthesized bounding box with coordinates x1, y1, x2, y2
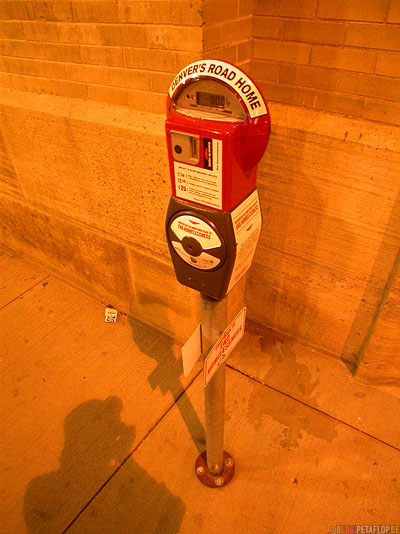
(24, 396, 185, 533)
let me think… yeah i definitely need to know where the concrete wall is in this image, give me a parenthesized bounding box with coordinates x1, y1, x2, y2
(0, 1, 399, 379)
(252, 107, 399, 366)
(358, 257, 400, 385)
(0, 89, 200, 341)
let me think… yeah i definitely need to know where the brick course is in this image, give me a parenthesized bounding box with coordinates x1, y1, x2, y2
(254, 0, 318, 18)
(317, 0, 390, 22)
(283, 20, 347, 46)
(311, 46, 376, 73)
(280, 64, 339, 90)
(375, 51, 400, 77)
(346, 23, 400, 51)
(388, 0, 400, 22)
(254, 39, 311, 64)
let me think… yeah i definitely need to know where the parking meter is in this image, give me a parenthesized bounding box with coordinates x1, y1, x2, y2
(165, 59, 270, 300)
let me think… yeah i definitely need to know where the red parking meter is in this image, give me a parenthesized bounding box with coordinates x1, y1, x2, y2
(165, 59, 270, 300)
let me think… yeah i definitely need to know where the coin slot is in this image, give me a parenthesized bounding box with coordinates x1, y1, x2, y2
(190, 137, 198, 160)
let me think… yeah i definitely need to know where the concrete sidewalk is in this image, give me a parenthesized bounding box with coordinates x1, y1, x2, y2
(1, 248, 399, 533)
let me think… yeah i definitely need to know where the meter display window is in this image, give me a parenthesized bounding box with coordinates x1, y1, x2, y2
(174, 80, 247, 122)
(196, 92, 225, 109)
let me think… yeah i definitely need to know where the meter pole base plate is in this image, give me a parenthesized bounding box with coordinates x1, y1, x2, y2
(195, 451, 234, 488)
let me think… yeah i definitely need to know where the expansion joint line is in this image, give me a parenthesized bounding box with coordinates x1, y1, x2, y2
(227, 364, 400, 453)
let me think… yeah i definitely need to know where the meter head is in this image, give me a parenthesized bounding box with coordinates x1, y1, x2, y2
(165, 59, 270, 212)
(165, 60, 269, 298)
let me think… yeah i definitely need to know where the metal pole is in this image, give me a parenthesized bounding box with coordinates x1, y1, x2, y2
(201, 295, 226, 475)
(204, 365, 226, 474)
(195, 282, 245, 487)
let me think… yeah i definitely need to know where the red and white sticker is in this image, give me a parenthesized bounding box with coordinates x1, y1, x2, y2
(171, 241, 221, 270)
(170, 214, 222, 270)
(170, 215, 221, 249)
(227, 190, 262, 293)
(174, 138, 222, 209)
(204, 307, 246, 387)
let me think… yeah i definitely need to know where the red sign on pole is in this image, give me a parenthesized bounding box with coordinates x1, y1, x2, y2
(204, 307, 246, 387)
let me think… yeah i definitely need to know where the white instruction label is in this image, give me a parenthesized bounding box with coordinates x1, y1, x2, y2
(204, 307, 246, 387)
(227, 190, 262, 293)
(174, 138, 222, 209)
(182, 324, 202, 377)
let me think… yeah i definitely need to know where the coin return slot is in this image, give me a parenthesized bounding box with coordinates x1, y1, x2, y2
(171, 131, 200, 165)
